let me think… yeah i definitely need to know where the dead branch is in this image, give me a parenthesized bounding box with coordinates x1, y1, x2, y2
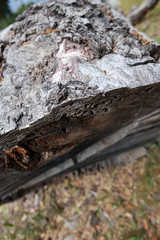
(128, 0, 159, 25)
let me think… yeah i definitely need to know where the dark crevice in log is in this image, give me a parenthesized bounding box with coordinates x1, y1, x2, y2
(0, 43, 7, 83)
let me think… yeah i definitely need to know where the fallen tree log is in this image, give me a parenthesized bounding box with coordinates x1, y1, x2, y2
(0, 0, 160, 204)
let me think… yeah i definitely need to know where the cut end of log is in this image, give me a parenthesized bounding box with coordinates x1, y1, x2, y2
(0, 0, 160, 202)
(0, 0, 160, 164)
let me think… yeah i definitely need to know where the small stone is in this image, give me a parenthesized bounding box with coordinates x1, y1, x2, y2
(63, 217, 79, 230)
(64, 234, 74, 240)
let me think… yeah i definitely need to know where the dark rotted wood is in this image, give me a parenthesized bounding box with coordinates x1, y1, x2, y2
(0, 0, 160, 203)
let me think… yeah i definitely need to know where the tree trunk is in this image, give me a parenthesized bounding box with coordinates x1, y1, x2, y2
(0, 0, 160, 204)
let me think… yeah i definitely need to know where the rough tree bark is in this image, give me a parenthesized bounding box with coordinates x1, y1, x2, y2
(0, 0, 160, 204)
(128, 0, 159, 25)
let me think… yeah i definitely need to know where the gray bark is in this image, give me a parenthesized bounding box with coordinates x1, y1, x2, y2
(0, 0, 160, 203)
(128, 0, 159, 25)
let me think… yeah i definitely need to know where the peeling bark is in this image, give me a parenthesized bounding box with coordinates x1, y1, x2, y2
(0, 0, 160, 203)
